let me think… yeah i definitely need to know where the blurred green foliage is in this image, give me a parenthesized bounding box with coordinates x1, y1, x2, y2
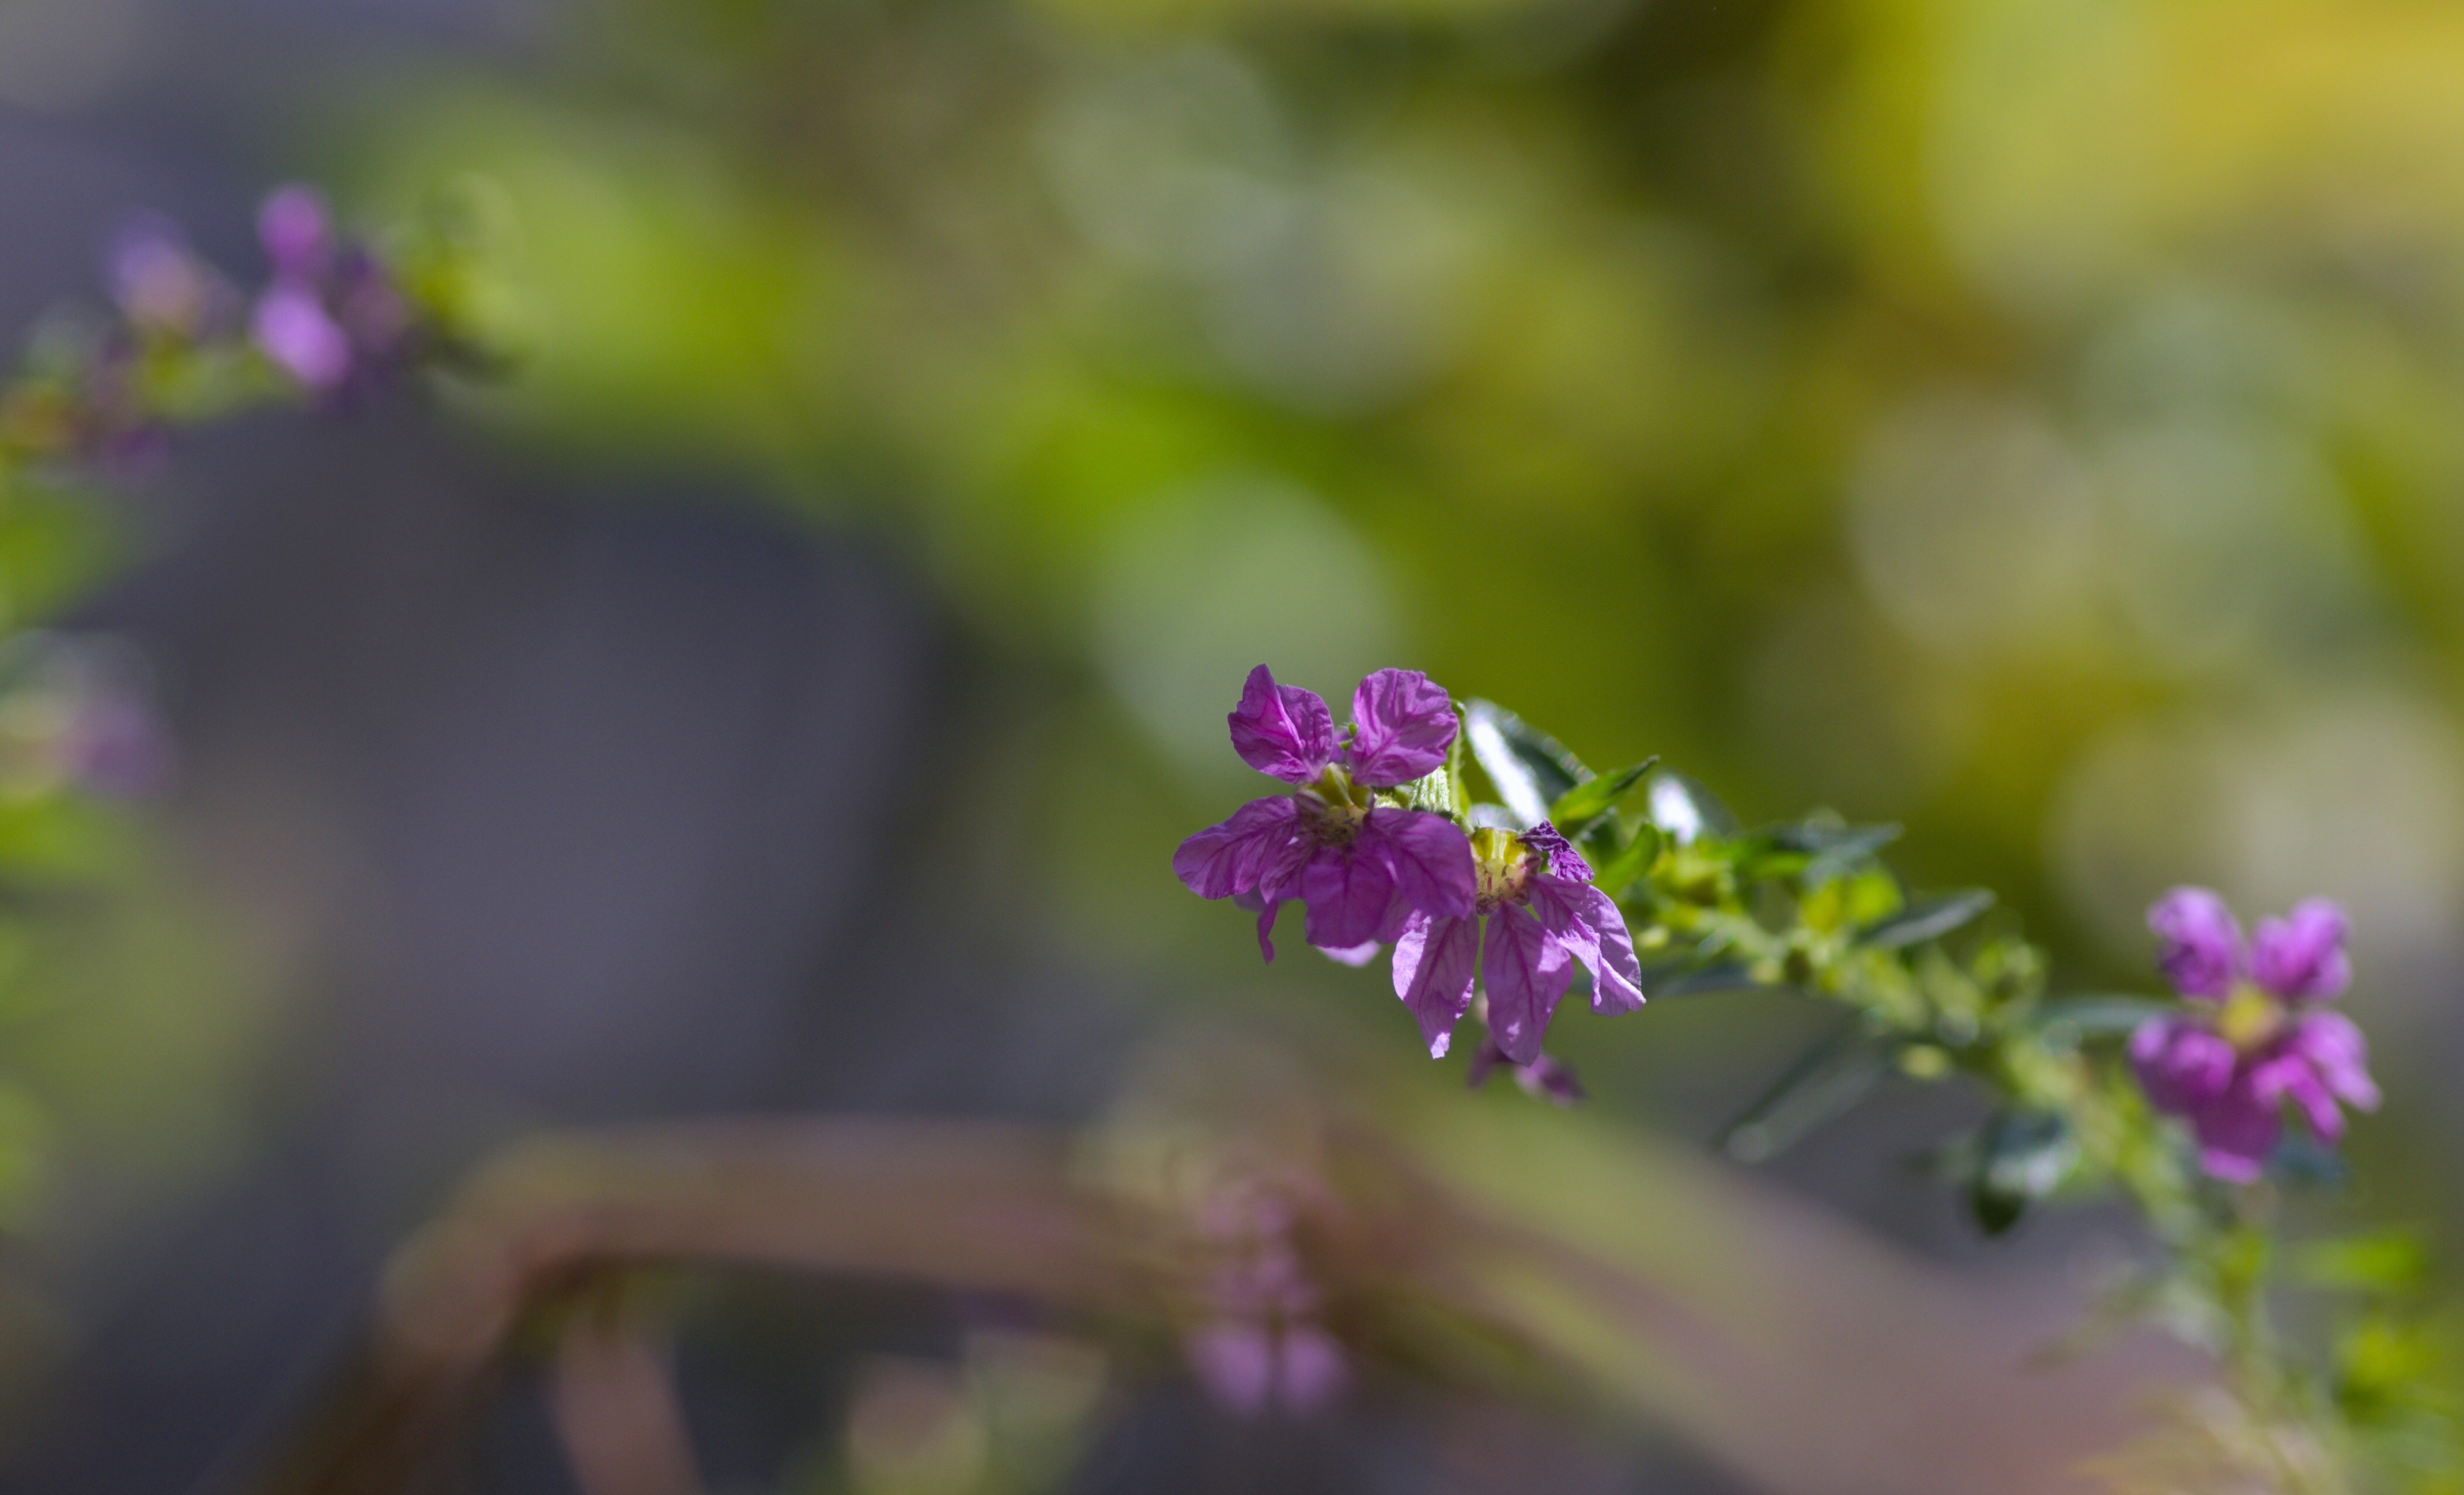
(329, 0, 2464, 1024)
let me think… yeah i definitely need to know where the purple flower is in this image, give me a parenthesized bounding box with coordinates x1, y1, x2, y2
(246, 187, 419, 397)
(258, 185, 334, 278)
(1465, 1034, 1585, 1105)
(1183, 1181, 1348, 1417)
(107, 215, 221, 337)
(2130, 887, 2378, 1183)
(61, 691, 173, 799)
(1175, 667, 1476, 960)
(253, 282, 354, 392)
(1391, 820, 1643, 1064)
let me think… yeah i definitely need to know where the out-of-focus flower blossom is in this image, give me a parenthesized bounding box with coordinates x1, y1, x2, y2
(1181, 1179, 1348, 1418)
(1392, 820, 1643, 1063)
(257, 185, 333, 278)
(1464, 1029, 1586, 1105)
(0, 635, 173, 801)
(252, 283, 354, 392)
(1175, 665, 1474, 959)
(247, 185, 419, 397)
(59, 689, 173, 799)
(107, 215, 224, 338)
(2129, 888, 2378, 1182)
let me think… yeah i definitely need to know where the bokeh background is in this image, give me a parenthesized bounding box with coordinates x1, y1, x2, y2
(1, 0, 2461, 1488)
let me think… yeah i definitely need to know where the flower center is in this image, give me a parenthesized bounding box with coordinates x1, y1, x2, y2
(2216, 981, 2283, 1053)
(1469, 827, 1531, 914)
(1300, 767, 1371, 845)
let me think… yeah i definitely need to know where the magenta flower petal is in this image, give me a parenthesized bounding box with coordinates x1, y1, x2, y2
(1393, 912, 1480, 1057)
(1518, 822, 1592, 881)
(1247, 895, 1283, 962)
(2288, 1011, 2380, 1111)
(2129, 1017, 2236, 1112)
(253, 282, 353, 390)
(2249, 898, 2351, 1002)
(2189, 1071, 2279, 1183)
(1343, 669, 1456, 788)
(258, 185, 333, 278)
(1527, 876, 1645, 1014)
(1175, 796, 1304, 900)
(2250, 1049, 2345, 1141)
(1273, 1325, 1349, 1414)
(1482, 903, 1573, 1065)
(1187, 1325, 1275, 1417)
(1299, 844, 1396, 952)
(1316, 939, 1382, 967)
(2148, 886, 2243, 999)
(1359, 807, 1476, 922)
(1228, 665, 1338, 784)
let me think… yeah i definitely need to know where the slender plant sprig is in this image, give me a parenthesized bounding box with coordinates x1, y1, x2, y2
(1177, 674, 2453, 1492)
(1462, 696, 2451, 1494)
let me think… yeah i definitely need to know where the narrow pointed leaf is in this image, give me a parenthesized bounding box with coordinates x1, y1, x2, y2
(1645, 772, 1738, 846)
(1639, 959, 1751, 997)
(1462, 700, 1589, 826)
(1589, 821, 1662, 896)
(2027, 997, 2175, 1040)
(2268, 1132, 2353, 1190)
(1861, 889, 1994, 949)
(1549, 757, 1658, 838)
(1969, 1108, 2075, 1236)
(1720, 1027, 1898, 1163)
(1762, 821, 1903, 857)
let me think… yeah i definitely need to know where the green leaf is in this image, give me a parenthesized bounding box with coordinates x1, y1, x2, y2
(1445, 711, 1470, 817)
(1548, 756, 1658, 837)
(1861, 889, 1994, 949)
(1969, 1108, 2076, 1236)
(2301, 1232, 2429, 1294)
(2270, 1132, 2353, 1191)
(1589, 820, 1662, 895)
(1720, 1026, 1898, 1163)
(2028, 996, 2174, 1040)
(1786, 824, 1903, 885)
(1761, 820, 1903, 857)
(1644, 772, 1737, 846)
(1638, 959, 1752, 997)
(1462, 700, 1588, 826)
(1397, 765, 1455, 815)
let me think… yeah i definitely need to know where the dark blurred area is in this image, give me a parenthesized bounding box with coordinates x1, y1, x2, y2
(2, 0, 2462, 1488)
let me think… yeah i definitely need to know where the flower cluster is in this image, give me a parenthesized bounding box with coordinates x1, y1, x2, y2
(2130, 888, 2380, 1183)
(1181, 1179, 1347, 1417)
(1175, 667, 1645, 1071)
(250, 186, 419, 397)
(0, 183, 455, 480)
(1173, 666, 1476, 960)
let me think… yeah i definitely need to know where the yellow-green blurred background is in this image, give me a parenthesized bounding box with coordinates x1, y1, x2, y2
(5, 0, 2464, 1487)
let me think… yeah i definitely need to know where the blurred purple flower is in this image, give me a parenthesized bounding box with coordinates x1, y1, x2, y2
(253, 282, 354, 392)
(1391, 820, 1642, 1064)
(107, 215, 221, 337)
(1465, 1033, 1585, 1105)
(257, 185, 334, 278)
(2130, 888, 2378, 1183)
(247, 186, 419, 397)
(62, 691, 174, 799)
(0, 635, 174, 801)
(1175, 666, 1474, 960)
(1183, 1182, 1348, 1418)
